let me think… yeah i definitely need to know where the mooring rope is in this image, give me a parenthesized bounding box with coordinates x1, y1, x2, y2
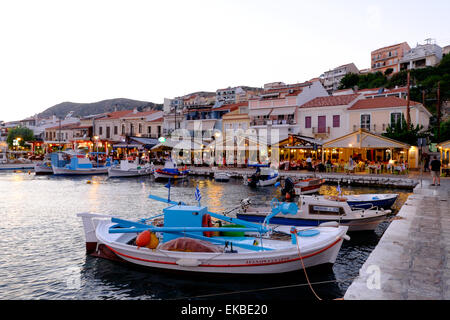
(170, 275, 358, 300)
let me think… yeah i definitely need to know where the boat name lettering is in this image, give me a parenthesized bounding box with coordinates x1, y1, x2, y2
(313, 206, 340, 212)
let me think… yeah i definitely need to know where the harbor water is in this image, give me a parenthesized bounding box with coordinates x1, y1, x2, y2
(0, 171, 411, 300)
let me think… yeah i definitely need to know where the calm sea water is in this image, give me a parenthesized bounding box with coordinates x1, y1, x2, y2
(0, 171, 411, 300)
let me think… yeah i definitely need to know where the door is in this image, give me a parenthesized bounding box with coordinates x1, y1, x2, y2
(318, 116, 326, 133)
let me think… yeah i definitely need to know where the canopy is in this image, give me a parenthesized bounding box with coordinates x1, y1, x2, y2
(270, 106, 296, 116)
(438, 140, 450, 150)
(151, 139, 203, 152)
(249, 108, 272, 116)
(323, 129, 410, 149)
(113, 143, 142, 149)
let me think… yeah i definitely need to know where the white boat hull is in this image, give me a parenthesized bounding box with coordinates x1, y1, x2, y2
(79, 214, 348, 275)
(214, 172, 230, 182)
(34, 164, 53, 174)
(154, 171, 188, 180)
(53, 166, 109, 175)
(108, 167, 153, 178)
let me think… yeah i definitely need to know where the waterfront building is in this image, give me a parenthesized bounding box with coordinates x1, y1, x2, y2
(248, 80, 329, 143)
(443, 45, 450, 56)
(216, 86, 262, 105)
(94, 110, 134, 142)
(298, 94, 362, 142)
(347, 96, 432, 134)
(371, 42, 411, 74)
(399, 40, 443, 71)
(321, 63, 360, 94)
(221, 102, 250, 137)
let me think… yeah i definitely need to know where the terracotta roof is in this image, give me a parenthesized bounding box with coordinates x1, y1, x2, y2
(348, 96, 420, 110)
(213, 102, 248, 111)
(121, 110, 159, 119)
(148, 117, 163, 122)
(97, 110, 134, 120)
(300, 94, 360, 108)
(45, 123, 81, 130)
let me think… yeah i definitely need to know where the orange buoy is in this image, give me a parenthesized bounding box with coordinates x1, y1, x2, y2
(136, 230, 151, 247)
(146, 232, 159, 249)
(286, 192, 291, 200)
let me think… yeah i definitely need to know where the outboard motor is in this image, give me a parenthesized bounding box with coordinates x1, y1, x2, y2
(281, 177, 295, 201)
(248, 173, 259, 188)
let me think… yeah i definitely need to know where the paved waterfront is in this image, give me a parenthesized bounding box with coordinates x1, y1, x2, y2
(344, 177, 450, 300)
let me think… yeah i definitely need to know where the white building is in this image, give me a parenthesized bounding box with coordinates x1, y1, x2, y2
(399, 40, 443, 71)
(321, 63, 360, 94)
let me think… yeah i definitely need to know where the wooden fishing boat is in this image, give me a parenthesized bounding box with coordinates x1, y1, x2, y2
(294, 178, 325, 195)
(78, 194, 349, 274)
(51, 150, 111, 175)
(108, 159, 154, 178)
(34, 155, 53, 175)
(237, 195, 391, 232)
(154, 160, 189, 180)
(243, 165, 279, 187)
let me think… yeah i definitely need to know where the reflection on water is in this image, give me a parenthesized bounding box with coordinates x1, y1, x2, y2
(0, 171, 412, 300)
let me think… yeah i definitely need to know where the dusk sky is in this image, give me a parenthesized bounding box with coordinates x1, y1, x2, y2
(1, 0, 449, 121)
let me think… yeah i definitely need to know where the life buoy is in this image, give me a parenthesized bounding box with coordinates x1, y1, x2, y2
(202, 214, 213, 237)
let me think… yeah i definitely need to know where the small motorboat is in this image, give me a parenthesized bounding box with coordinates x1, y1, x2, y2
(108, 159, 154, 178)
(237, 194, 391, 232)
(154, 160, 189, 180)
(340, 193, 398, 210)
(212, 167, 230, 182)
(244, 164, 279, 187)
(77, 194, 349, 275)
(214, 172, 231, 182)
(294, 178, 325, 195)
(34, 154, 53, 175)
(51, 150, 111, 175)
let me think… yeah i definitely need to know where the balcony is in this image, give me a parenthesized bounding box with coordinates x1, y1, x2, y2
(312, 126, 330, 139)
(352, 124, 386, 132)
(251, 119, 295, 126)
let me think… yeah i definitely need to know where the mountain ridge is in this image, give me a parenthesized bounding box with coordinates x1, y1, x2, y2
(37, 98, 163, 119)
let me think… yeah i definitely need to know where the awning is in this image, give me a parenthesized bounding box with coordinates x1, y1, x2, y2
(323, 129, 410, 149)
(151, 139, 203, 151)
(249, 108, 272, 116)
(270, 106, 296, 116)
(130, 137, 159, 148)
(112, 143, 142, 149)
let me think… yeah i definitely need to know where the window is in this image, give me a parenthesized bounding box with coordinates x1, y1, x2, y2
(305, 116, 311, 128)
(148, 126, 151, 134)
(138, 123, 142, 134)
(114, 126, 118, 135)
(332, 115, 340, 128)
(361, 114, 371, 130)
(106, 126, 110, 139)
(122, 125, 125, 134)
(99, 126, 103, 135)
(390, 112, 403, 128)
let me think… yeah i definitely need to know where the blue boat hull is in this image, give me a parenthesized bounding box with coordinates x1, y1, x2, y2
(347, 197, 397, 210)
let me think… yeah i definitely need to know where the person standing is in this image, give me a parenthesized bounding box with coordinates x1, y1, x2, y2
(429, 155, 441, 186)
(306, 156, 312, 171)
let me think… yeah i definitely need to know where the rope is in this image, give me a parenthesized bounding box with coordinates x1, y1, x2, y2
(294, 232, 322, 300)
(170, 275, 358, 300)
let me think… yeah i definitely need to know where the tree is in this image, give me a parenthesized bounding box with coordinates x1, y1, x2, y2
(384, 68, 394, 76)
(338, 73, 359, 90)
(383, 118, 428, 145)
(6, 127, 35, 148)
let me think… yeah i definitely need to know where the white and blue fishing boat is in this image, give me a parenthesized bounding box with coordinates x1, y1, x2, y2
(153, 159, 189, 180)
(244, 164, 279, 187)
(51, 150, 111, 175)
(77, 186, 349, 275)
(34, 154, 53, 175)
(108, 159, 154, 178)
(237, 194, 391, 232)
